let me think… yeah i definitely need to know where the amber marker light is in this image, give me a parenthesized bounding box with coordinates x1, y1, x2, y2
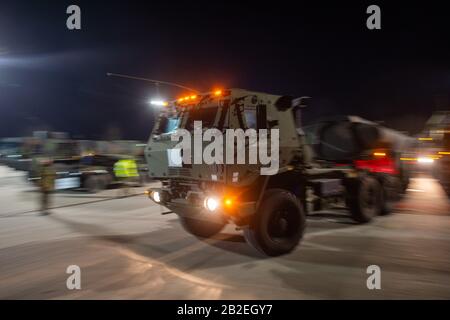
(373, 152, 386, 157)
(224, 198, 233, 208)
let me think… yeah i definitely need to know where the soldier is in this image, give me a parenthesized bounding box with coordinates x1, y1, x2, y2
(39, 158, 56, 215)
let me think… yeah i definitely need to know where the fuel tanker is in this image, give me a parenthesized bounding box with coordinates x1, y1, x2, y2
(304, 115, 415, 193)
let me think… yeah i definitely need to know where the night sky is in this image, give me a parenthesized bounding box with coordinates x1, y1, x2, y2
(1, 1, 449, 140)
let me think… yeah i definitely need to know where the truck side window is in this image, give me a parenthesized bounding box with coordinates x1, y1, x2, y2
(244, 104, 268, 129)
(244, 109, 257, 129)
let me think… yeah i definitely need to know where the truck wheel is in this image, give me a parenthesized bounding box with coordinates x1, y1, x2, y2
(243, 189, 306, 256)
(347, 176, 382, 223)
(180, 217, 226, 238)
(398, 166, 410, 195)
(101, 173, 113, 187)
(441, 183, 450, 198)
(84, 175, 106, 193)
(400, 175, 410, 195)
(380, 176, 400, 215)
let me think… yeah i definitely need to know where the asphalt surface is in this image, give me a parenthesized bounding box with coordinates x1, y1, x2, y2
(0, 166, 449, 299)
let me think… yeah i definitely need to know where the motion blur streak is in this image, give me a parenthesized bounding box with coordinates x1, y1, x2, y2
(397, 176, 450, 214)
(0, 165, 450, 299)
(0, 50, 104, 69)
(114, 246, 229, 290)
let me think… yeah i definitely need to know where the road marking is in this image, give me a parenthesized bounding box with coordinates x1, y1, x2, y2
(114, 246, 230, 290)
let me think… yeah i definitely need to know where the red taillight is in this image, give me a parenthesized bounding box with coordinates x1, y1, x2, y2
(354, 157, 398, 174)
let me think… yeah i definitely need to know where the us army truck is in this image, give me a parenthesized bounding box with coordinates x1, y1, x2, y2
(145, 88, 405, 256)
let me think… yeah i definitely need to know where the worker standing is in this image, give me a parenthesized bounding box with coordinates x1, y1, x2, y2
(39, 158, 56, 215)
(113, 158, 139, 197)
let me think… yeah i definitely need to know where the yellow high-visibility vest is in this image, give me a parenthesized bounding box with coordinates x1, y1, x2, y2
(113, 159, 139, 178)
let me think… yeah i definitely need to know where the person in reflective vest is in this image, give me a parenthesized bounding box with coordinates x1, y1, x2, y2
(114, 159, 139, 197)
(113, 159, 139, 178)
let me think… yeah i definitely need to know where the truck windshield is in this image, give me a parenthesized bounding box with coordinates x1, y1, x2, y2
(157, 116, 180, 134)
(184, 107, 218, 130)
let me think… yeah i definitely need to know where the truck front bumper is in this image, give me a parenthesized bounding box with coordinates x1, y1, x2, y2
(145, 187, 256, 224)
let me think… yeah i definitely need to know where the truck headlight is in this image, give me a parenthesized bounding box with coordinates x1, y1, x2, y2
(417, 157, 434, 164)
(204, 197, 219, 212)
(152, 191, 161, 203)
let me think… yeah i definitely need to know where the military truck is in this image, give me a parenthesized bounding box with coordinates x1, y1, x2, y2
(21, 134, 149, 192)
(145, 89, 406, 256)
(29, 153, 144, 193)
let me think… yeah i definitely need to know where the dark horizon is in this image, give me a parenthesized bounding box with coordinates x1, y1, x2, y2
(1, 1, 449, 139)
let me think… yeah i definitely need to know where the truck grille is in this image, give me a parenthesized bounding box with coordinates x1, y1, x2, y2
(168, 167, 192, 177)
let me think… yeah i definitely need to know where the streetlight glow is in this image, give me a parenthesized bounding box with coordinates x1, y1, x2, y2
(150, 100, 168, 107)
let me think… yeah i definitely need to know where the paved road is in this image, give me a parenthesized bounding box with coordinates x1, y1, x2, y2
(0, 166, 449, 299)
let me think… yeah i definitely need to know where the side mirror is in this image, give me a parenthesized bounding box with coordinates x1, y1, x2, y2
(275, 95, 312, 111)
(275, 96, 294, 111)
(292, 96, 311, 108)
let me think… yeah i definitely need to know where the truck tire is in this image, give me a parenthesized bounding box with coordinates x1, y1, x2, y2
(380, 175, 400, 215)
(347, 176, 382, 223)
(399, 170, 410, 195)
(84, 175, 106, 193)
(180, 217, 226, 238)
(105, 173, 114, 188)
(445, 185, 450, 199)
(244, 189, 306, 256)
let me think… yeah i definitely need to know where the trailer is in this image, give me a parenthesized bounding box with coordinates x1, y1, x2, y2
(29, 153, 147, 193)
